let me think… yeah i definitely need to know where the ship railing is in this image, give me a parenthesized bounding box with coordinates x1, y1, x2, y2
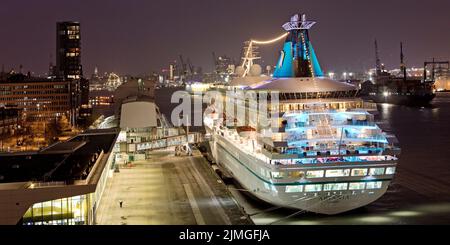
(267, 154, 397, 167)
(285, 134, 388, 145)
(285, 120, 376, 130)
(282, 146, 386, 157)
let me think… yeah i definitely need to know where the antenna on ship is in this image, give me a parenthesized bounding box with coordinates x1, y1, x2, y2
(240, 41, 261, 77)
(236, 33, 288, 77)
(400, 42, 407, 81)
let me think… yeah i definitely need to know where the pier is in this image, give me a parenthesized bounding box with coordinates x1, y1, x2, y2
(96, 147, 252, 225)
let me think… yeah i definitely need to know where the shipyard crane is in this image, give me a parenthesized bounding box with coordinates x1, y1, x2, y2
(187, 58, 194, 75)
(179, 55, 188, 77)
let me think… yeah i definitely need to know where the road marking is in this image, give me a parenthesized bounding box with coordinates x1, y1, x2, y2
(189, 157, 232, 224)
(183, 183, 206, 225)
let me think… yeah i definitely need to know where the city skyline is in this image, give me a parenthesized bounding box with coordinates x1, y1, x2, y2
(0, 0, 449, 76)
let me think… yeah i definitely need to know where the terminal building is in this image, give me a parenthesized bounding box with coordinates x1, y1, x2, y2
(0, 78, 201, 225)
(112, 79, 201, 163)
(0, 128, 118, 225)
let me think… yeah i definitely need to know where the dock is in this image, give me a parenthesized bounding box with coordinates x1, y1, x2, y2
(96, 148, 252, 225)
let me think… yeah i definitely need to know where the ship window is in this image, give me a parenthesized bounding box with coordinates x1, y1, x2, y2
(351, 168, 367, 176)
(271, 172, 285, 179)
(288, 171, 305, 179)
(369, 168, 385, 176)
(366, 181, 383, 189)
(324, 183, 348, 191)
(305, 184, 322, 192)
(306, 170, 324, 178)
(349, 182, 366, 190)
(325, 169, 350, 177)
(385, 167, 396, 175)
(286, 185, 303, 193)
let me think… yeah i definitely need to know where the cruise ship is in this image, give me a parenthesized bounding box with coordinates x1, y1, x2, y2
(203, 13, 401, 215)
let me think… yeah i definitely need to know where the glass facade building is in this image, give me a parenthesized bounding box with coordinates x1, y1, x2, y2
(21, 139, 115, 225)
(23, 194, 91, 225)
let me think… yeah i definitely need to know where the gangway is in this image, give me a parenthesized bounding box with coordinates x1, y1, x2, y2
(119, 132, 204, 153)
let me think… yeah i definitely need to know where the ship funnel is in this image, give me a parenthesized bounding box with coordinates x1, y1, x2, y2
(274, 13, 323, 78)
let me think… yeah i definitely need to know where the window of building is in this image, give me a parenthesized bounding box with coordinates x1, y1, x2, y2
(306, 170, 324, 178)
(385, 167, 396, 175)
(366, 181, 383, 189)
(22, 194, 89, 225)
(271, 172, 285, 179)
(288, 171, 305, 179)
(369, 168, 385, 176)
(286, 185, 303, 193)
(349, 182, 366, 190)
(304, 184, 322, 192)
(325, 169, 350, 177)
(351, 168, 367, 176)
(323, 183, 348, 191)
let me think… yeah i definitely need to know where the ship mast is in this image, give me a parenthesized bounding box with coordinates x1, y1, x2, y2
(400, 42, 407, 81)
(240, 33, 288, 77)
(241, 41, 261, 77)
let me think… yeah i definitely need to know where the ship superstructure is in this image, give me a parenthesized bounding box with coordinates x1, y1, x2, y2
(204, 13, 400, 214)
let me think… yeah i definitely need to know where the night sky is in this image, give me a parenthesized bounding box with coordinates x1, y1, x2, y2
(1, 0, 449, 76)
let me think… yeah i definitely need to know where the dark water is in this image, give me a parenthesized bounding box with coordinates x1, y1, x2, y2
(156, 88, 450, 224)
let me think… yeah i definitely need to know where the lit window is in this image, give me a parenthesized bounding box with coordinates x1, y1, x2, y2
(325, 169, 350, 177)
(366, 181, 383, 189)
(351, 168, 367, 176)
(305, 184, 322, 192)
(323, 183, 348, 191)
(271, 172, 285, 179)
(385, 167, 396, 175)
(286, 185, 303, 193)
(369, 168, 385, 176)
(288, 171, 305, 179)
(306, 170, 324, 178)
(349, 182, 366, 190)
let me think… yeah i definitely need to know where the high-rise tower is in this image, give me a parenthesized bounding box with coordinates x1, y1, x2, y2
(56, 22, 82, 80)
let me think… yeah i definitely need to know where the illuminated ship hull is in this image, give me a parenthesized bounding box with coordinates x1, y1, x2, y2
(204, 93, 400, 215)
(203, 13, 400, 215)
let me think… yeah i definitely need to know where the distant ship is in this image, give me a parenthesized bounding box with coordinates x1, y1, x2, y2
(204, 13, 400, 215)
(360, 41, 448, 106)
